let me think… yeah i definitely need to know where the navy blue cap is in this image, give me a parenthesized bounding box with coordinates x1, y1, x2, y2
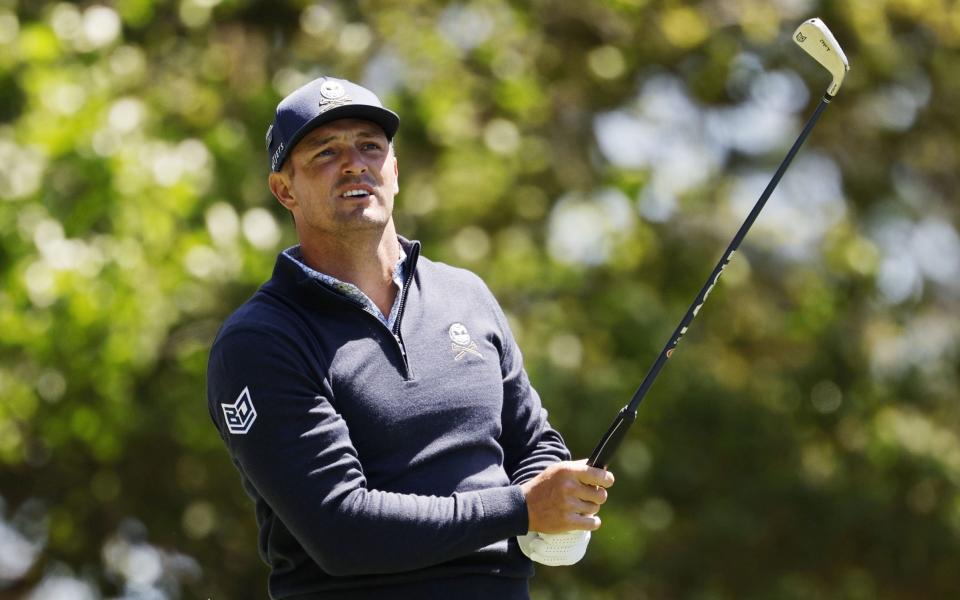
(265, 76, 400, 172)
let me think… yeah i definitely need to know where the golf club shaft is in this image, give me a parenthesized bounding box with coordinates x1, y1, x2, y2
(588, 94, 833, 469)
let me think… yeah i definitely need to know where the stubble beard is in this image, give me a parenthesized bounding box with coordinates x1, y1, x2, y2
(336, 192, 392, 228)
(330, 171, 396, 233)
(303, 191, 394, 240)
(295, 168, 398, 239)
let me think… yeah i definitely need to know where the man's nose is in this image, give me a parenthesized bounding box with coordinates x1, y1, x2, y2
(341, 147, 367, 174)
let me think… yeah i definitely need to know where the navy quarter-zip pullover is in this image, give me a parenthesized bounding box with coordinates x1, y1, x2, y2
(207, 237, 570, 598)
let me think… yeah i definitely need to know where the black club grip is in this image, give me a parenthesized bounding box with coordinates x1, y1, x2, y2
(587, 406, 637, 469)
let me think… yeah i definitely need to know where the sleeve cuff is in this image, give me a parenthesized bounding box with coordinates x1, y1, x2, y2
(478, 484, 529, 537)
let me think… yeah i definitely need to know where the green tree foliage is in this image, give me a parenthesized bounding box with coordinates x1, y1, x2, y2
(1, 0, 958, 598)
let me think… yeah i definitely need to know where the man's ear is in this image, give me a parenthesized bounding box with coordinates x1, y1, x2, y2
(268, 171, 296, 211)
(392, 155, 399, 195)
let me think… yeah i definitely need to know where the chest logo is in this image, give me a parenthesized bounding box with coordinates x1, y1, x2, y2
(222, 386, 257, 434)
(449, 322, 483, 361)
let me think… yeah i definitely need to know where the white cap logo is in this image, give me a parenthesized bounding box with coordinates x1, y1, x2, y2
(319, 80, 347, 100)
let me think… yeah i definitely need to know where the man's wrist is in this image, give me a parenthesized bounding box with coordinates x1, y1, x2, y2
(477, 484, 530, 538)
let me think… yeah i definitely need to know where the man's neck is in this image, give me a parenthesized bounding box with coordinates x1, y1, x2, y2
(298, 222, 402, 315)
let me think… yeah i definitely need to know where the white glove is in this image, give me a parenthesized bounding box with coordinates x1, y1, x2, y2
(516, 530, 591, 566)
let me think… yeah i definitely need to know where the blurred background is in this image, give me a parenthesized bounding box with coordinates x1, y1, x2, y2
(1, 0, 958, 598)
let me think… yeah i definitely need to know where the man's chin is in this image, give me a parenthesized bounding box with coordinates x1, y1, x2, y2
(334, 210, 392, 230)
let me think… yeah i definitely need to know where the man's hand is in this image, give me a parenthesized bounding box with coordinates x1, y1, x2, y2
(519, 459, 615, 533)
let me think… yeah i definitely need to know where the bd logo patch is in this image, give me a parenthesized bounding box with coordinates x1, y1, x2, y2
(222, 386, 257, 435)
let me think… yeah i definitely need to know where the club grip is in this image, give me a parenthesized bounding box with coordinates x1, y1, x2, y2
(587, 406, 637, 469)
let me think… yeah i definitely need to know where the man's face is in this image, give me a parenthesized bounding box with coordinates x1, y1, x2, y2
(270, 118, 399, 238)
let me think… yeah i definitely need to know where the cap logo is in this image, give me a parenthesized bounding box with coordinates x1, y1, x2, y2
(318, 80, 352, 114)
(320, 81, 347, 99)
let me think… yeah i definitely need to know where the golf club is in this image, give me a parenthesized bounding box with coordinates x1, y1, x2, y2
(586, 18, 850, 469)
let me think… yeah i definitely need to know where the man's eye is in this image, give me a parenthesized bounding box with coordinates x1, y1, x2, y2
(362, 142, 383, 151)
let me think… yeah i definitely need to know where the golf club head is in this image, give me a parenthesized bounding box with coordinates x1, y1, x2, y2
(793, 18, 850, 97)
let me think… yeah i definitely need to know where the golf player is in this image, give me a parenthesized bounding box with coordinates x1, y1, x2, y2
(206, 76, 615, 599)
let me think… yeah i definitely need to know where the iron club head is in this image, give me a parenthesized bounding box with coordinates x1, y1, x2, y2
(793, 18, 850, 97)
